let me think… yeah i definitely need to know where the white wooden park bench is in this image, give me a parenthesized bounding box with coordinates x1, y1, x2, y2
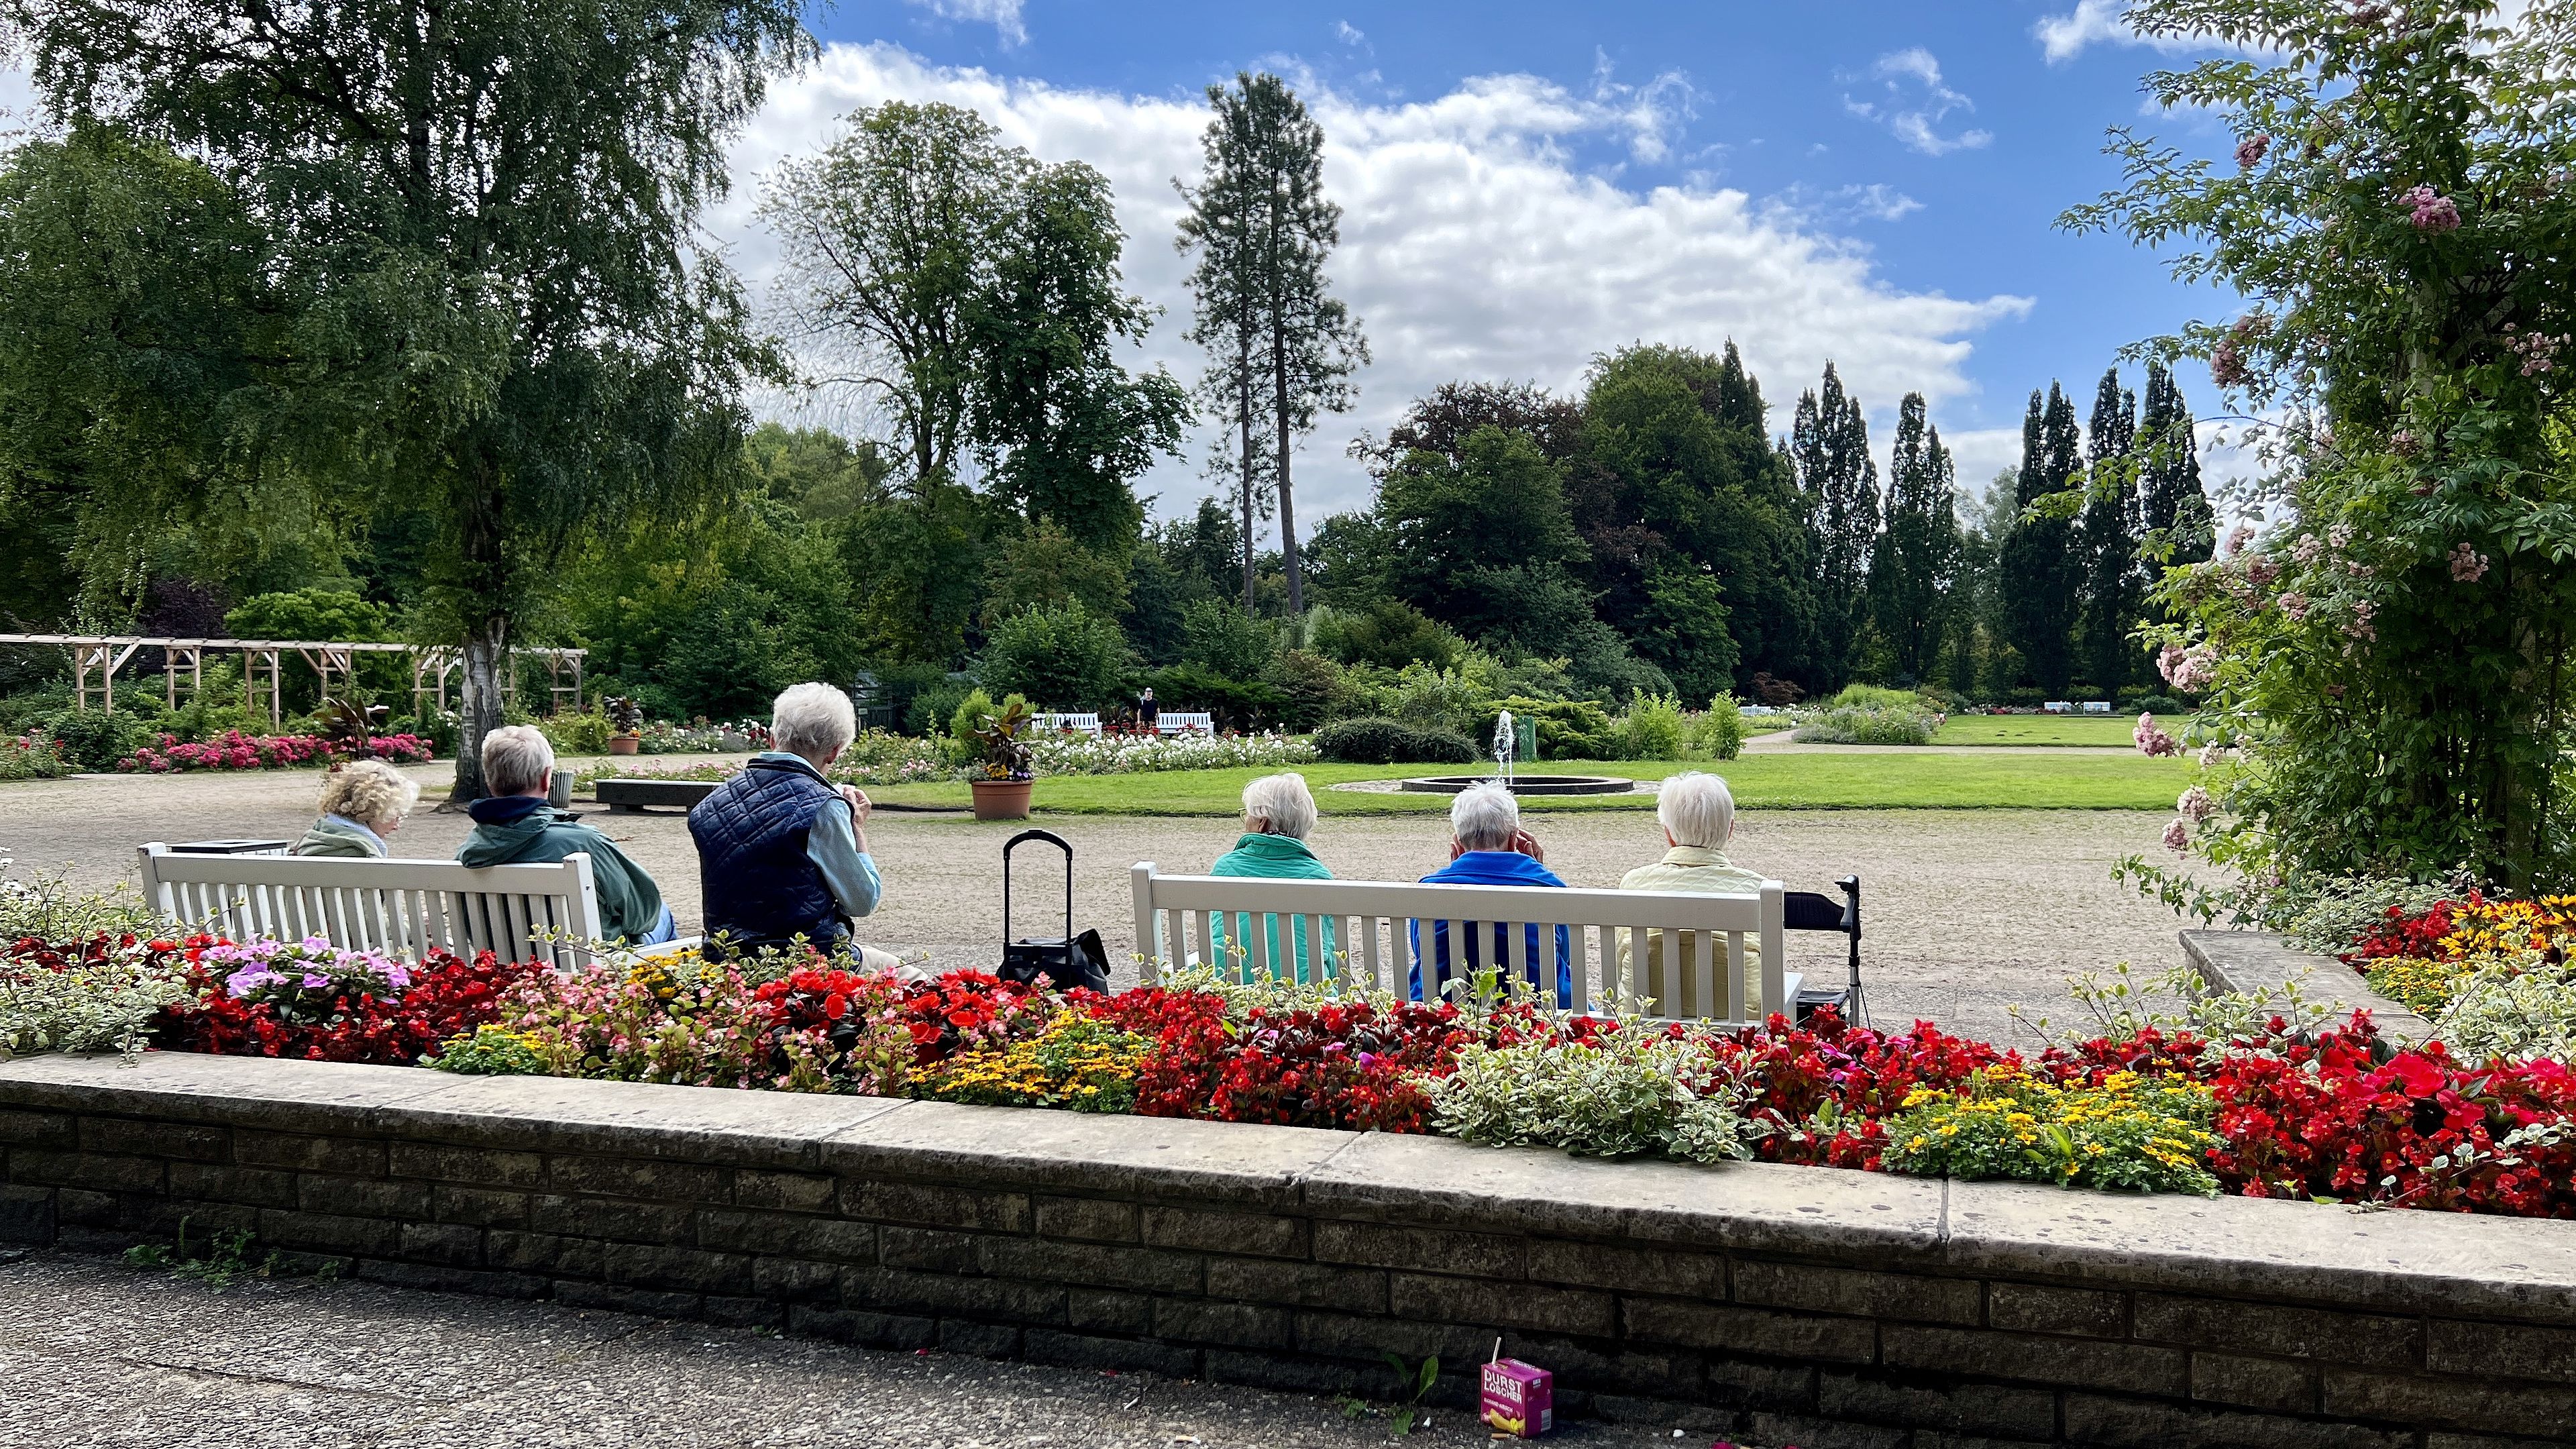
(136, 843, 693, 969)
(1041, 712, 1103, 735)
(1155, 712, 1214, 735)
(1129, 865, 1799, 1025)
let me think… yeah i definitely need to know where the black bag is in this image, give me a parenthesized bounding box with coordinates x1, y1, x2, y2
(998, 828, 1110, 994)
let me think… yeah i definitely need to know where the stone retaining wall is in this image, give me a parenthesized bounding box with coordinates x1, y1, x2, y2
(7, 1053, 2576, 1448)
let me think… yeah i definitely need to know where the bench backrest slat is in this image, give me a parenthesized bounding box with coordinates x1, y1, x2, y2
(1130, 863, 1789, 1026)
(138, 844, 601, 969)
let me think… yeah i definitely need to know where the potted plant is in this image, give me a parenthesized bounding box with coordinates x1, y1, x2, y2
(969, 698, 1035, 820)
(604, 696, 645, 755)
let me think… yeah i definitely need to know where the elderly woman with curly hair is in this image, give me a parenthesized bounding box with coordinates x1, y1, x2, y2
(293, 758, 423, 857)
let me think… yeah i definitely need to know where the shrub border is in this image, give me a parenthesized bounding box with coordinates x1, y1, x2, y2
(5, 1051, 2576, 1444)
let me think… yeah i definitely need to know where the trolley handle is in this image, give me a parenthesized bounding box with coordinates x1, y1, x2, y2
(1002, 828, 1074, 945)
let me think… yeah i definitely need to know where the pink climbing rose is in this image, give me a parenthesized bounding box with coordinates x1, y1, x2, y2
(2399, 184, 2461, 233)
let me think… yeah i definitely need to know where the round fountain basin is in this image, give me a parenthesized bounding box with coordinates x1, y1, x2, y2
(1396, 774, 1636, 796)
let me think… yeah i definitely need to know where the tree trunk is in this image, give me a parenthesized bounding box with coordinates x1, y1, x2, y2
(449, 611, 508, 804)
(1236, 331, 1257, 611)
(1273, 321, 1301, 616)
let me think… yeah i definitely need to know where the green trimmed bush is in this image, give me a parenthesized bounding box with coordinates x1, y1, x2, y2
(1313, 716, 1477, 765)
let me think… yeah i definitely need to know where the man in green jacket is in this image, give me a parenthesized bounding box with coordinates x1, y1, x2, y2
(1208, 773, 1337, 983)
(457, 724, 674, 945)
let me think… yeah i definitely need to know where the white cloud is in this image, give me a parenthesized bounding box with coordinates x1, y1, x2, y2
(907, 0, 1027, 48)
(1767, 182, 1922, 225)
(2036, 1, 2143, 64)
(720, 43, 2030, 521)
(1334, 20, 1367, 48)
(1843, 48, 1990, 156)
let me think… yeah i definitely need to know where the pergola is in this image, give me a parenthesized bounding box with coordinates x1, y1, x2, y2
(0, 635, 587, 727)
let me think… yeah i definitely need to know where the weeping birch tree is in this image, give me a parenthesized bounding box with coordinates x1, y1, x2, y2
(0, 0, 810, 800)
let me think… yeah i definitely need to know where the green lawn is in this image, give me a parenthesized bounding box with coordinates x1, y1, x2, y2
(1930, 714, 2140, 748)
(863, 752, 2194, 817)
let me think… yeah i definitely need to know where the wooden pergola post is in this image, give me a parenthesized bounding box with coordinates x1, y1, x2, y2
(164, 644, 204, 712)
(73, 640, 144, 713)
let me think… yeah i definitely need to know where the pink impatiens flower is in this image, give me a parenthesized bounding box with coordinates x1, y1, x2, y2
(2236, 134, 2271, 170)
(2161, 818, 2192, 853)
(2178, 785, 2216, 823)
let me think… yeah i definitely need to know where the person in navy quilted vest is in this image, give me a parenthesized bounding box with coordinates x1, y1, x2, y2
(689, 682, 899, 967)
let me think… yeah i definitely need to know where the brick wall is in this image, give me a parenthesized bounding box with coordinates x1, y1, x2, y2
(6, 1053, 2575, 1448)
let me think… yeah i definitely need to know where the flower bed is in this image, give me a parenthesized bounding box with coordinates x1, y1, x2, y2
(17, 920, 2575, 1219)
(2313, 892, 2576, 1066)
(637, 718, 771, 753)
(0, 733, 71, 782)
(115, 729, 433, 773)
(586, 727, 1319, 790)
(1024, 730, 1318, 775)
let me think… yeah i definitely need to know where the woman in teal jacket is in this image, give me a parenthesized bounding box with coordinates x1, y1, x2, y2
(1208, 773, 1338, 983)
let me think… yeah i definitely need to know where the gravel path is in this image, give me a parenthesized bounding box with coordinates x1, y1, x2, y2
(1, 764, 2200, 1046)
(0, 1251, 1732, 1448)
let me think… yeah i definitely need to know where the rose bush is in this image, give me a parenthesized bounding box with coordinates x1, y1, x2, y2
(118, 729, 432, 773)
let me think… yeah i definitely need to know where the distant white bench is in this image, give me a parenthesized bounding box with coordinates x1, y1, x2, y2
(1130, 864, 1795, 1025)
(137, 843, 690, 969)
(1155, 712, 1214, 735)
(1042, 712, 1103, 735)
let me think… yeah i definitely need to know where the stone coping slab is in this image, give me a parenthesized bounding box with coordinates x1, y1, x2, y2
(9, 1050, 2576, 1324)
(2181, 928, 2431, 1040)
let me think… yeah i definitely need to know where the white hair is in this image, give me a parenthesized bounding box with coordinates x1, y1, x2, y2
(1241, 772, 1318, 841)
(318, 758, 420, 829)
(1450, 782, 1520, 851)
(772, 682, 857, 761)
(481, 725, 555, 797)
(1658, 771, 1737, 849)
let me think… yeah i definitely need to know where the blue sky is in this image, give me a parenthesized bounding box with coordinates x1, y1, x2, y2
(724, 0, 2249, 521)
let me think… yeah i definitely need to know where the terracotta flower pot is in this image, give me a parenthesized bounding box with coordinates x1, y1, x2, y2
(971, 778, 1034, 820)
(607, 736, 641, 755)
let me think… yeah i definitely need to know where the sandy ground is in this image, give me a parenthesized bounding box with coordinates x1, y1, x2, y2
(1, 762, 2197, 1046)
(0, 1251, 1726, 1449)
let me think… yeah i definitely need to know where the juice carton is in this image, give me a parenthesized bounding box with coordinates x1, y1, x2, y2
(1480, 1358, 1553, 1438)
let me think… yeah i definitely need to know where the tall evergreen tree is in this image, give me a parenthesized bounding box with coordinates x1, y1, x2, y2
(1866, 393, 1960, 683)
(1175, 72, 1367, 614)
(1791, 363, 1878, 690)
(2076, 368, 2143, 695)
(2000, 384, 2085, 697)
(1570, 343, 1807, 694)
(2137, 360, 2215, 569)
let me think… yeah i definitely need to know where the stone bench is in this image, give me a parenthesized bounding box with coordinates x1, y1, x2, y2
(2180, 929, 2431, 1040)
(596, 777, 720, 812)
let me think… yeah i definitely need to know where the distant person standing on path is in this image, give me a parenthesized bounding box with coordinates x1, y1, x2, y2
(689, 682, 898, 968)
(1136, 686, 1159, 733)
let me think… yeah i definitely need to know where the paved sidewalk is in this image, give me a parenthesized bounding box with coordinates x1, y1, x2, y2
(0, 1252, 1727, 1449)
